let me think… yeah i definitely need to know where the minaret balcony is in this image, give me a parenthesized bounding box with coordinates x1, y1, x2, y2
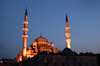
(65, 27, 70, 30)
(66, 39, 71, 42)
(23, 21, 28, 25)
(23, 28, 28, 32)
(65, 33, 70, 37)
(22, 35, 28, 38)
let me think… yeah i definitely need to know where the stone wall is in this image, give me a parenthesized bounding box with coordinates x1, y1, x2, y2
(75, 56, 98, 66)
(24, 54, 98, 66)
(39, 55, 67, 66)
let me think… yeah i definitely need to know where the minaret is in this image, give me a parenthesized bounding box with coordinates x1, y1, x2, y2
(22, 8, 28, 61)
(65, 14, 71, 49)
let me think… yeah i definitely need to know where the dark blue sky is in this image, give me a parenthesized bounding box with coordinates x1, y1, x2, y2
(0, 0, 100, 59)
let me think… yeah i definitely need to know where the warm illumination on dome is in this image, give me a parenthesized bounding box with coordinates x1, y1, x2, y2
(34, 36, 48, 42)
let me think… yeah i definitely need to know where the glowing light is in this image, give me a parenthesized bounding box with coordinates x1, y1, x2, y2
(27, 55, 33, 58)
(67, 42, 71, 49)
(66, 39, 71, 49)
(65, 33, 71, 38)
(78, 50, 81, 55)
(78, 53, 80, 55)
(20, 58, 22, 61)
(0, 61, 3, 63)
(45, 58, 47, 63)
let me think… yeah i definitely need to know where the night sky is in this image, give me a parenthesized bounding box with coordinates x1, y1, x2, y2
(0, 0, 100, 59)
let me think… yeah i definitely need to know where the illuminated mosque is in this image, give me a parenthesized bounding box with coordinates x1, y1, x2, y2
(17, 8, 71, 62)
(16, 8, 98, 66)
(17, 8, 63, 62)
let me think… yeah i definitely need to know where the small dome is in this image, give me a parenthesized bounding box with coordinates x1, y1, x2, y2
(34, 36, 48, 42)
(62, 48, 74, 55)
(50, 42, 54, 44)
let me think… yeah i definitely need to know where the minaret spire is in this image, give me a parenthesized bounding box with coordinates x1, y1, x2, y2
(25, 7, 28, 21)
(22, 8, 28, 61)
(40, 32, 42, 37)
(25, 7, 28, 15)
(65, 14, 71, 49)
(66, 14, 68, 22)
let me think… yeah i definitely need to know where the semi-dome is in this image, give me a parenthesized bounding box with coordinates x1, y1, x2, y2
(34, 36, 48, 42)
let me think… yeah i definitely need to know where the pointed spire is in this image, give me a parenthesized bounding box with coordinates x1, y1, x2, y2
(25, 7, 28, 16)
(25, 7, 28, 21)
(40, 32, 42, 37)
(66, 14, 68, 22)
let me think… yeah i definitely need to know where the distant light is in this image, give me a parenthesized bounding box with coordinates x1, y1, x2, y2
(78, 50, 81, 55)
(0, 61, 3, 63)
(45, 58, 47, 63)
(78, 53, 80, 55)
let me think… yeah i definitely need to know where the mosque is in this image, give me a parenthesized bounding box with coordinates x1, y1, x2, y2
(17, 8, 62, 62)
(16, 8, 98, 66)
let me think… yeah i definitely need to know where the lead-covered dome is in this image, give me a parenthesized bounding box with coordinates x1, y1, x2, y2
(34, 36, 48, 42)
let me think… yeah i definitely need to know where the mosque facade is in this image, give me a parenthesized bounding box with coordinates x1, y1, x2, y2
(17, 34, 60, 62)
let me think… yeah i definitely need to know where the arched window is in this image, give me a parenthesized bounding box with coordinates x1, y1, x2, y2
(44, 58, 48, 66)
(34, 45, 35, 47)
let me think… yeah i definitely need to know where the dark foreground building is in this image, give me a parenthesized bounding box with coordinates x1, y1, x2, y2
(1, 49, 99, 66)
(0, 58, 16, 66)
(21, 48, 98, 66)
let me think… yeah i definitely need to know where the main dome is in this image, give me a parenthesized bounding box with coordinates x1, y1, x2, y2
(34, 36, 48, 42)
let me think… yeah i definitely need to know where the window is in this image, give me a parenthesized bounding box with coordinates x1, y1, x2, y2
(85, 63, 88, 66)
(34, 45, 35, 47)
(62, 63, 64, 66)
(45, 63, 48, 66)
(54, 63, 56, 66)
(78, 63, 82, 66)
(44, 58, 48, 66)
